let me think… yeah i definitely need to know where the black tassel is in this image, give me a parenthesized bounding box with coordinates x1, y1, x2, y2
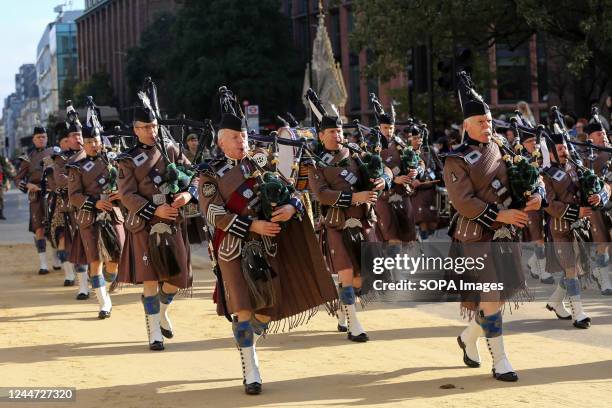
(98, 219, 121, 262)
(148, 229, 181, 281)
(240, 241, 276, 310)
(341, 227, 364, 272)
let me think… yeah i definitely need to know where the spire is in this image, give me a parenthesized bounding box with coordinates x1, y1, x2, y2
(302, 2, 347, 117)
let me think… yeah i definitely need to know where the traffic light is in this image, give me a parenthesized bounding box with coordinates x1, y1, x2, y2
(437, 58, 453, 91)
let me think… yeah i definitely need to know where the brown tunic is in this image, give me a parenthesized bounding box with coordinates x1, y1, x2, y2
(376, 138, 416, 241)
(15, 147, 55, 232)
(443, 139, 532, 309)
(411, 150, 439, 225)
(308, 147, 382, 274)
(543, 162, 583, 271)
(198, 152, 337, 320)
(56, 149, 87, 263)
(182, 148, 207, 243)
(581, 149, 612, 242)
(67, 155, 125, 263)
(117, 142, 195, 288)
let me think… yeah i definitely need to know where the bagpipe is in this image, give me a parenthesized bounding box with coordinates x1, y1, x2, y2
(551, 105, 605, 207)
(339, 120, 386, 192)
(141, 77, 195, 195)
(368, 92, 423, 180)
(81, 96, 123, 263)
(305, 87, 386, 192)
(218, 86, 296, 224)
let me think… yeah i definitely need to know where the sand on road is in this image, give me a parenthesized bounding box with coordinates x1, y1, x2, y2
(0, 243, 611, 408)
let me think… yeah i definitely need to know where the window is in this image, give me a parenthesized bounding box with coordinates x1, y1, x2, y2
(496, 42, 531, 103)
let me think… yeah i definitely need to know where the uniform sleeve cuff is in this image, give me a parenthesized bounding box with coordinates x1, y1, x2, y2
(534, 186, 547, 207)
(187, 184, 198, 204)
(562, 204, 579, 222)
(81, 197, 96, 212)
(598, 189, 609, 208)
(289, 196, 305, 220)
(381, 174, 392, 191)
(333, 191, 352, 208)
(471, 203, 499, 230)
(136, 201, 157, 222)
(18, 180, 27, 193)
(228, 216, 252, 240)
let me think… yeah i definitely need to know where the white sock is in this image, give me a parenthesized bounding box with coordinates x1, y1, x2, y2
(52, 248, 61, 267)
(38, 253, 48, 270)
(78, 272, 89, 294)
(343, 303, 365, 336)
(63, 262, 75, 281)
(94, 286, 112, 312)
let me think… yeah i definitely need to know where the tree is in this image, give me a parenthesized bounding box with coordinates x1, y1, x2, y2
(126, 0, 303, 122)
(350, 0, 612, 117)
(72, 72, 115, 107)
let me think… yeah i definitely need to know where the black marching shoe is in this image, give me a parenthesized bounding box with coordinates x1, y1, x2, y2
(492, 369, 519, 382)
(457, 336, 480, 368)
(64, 279, 75, 287)
(149, 341, 165, 351)
(573, 317, 591, 329)
(98, 309, 111, 319)
(38, 268, 49, 275)
(545, 304, 572, 320)
(161, 327, 174, 339)
(76, 292, 90, 300)
(347, 332, 369, 342)
(337, 324, 348, 333)
(244, 381, 262, 395)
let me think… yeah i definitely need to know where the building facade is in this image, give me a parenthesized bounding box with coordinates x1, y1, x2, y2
(2, 65, 39, 157)
(283, 0, 408, 124)
(37, 10, 83, 125)
(283, 1, 551, 127)
(76, 0, 182, 117)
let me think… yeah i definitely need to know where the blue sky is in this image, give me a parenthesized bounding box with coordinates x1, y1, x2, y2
(0, 0, 85, 108)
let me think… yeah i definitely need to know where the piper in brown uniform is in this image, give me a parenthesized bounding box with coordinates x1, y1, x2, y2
(67, 103, 125, 319)
(405, 124, 441, 241)
(515, 128, 555, 284)
(370, 93, 417, 244)
(307, 89, 392, 343)
(581, 115, 612, 295)
(47, 127, 78, 286)
(54, 107, 90, 298)
(542, 131, 610, 328)
(443, 73, 544, 382)
(15, 126, 55, 274)
(183, 133, 208, 244)
(198, 87, 337, 395)
(117, 91, 197, 350)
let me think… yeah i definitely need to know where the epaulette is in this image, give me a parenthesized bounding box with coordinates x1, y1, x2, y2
(17, 153, 30, 163)
(543, 165, 566, 182)
(439, 143, 470, 159)
(196, 157, 224, 178)
(67, 155, 95, 170)
(50, 146, 62, 158)
(116, 145, 139, 161)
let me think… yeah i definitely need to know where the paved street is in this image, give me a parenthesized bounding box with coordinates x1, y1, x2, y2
(0, 188, 611, 407)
